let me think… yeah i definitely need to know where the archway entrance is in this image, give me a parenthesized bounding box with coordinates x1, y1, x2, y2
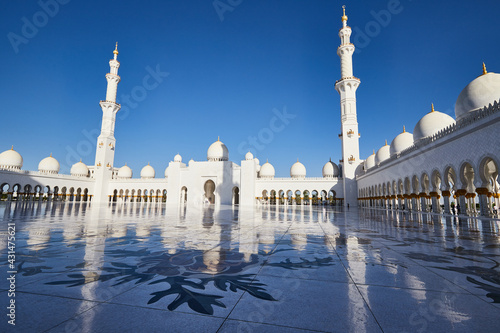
(232, 187, 239, 205)
(204, 180, 216, 204)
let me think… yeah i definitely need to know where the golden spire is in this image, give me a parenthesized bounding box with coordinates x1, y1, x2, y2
(431, 103, 435, 113)
(50, 152, 52, 157)
(217, 136, 220, 142)
(385, 140, 388, 146)
(341, 5, 348, 22)
(372, 149, 375, 155)
(403, 125, 406, 133)
(483, 62, 487, 75)
(113, 42, 118, 55)
(11, 145, 13, 150)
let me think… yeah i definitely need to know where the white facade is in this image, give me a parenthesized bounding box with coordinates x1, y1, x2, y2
(0, 8, 498, 217)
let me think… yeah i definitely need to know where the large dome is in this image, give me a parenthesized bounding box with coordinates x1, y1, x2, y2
(322, 160, 339, 178)
(140, 163, 155, 179)
(117, 164, 132, 179)
(290, 160, 306, 179)
(70, 161, 89, 177)
(0, 146, 23, 170)
(390, 127, 414, 156)
(455, 69, 500, 121)
(413, 105, 455, 142)
(375, 141, 390, 165)
(259, 161, 275, 179)
(207, 138, 228, 161)
(365, 151, 375, 170)
(38, 154, 60, 174)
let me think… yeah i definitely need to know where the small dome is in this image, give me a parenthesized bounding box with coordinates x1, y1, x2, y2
(259, 161, 275, 179)
(140, 163, 155, 179)
(290, 160, 306, 179)
(207, 138, 228, 161)
(254, 158, 261, 172)
(245, 151, 254, 160)
(365, 152, 376, 170)
(174, 153, 182, 163)
(390, 127, 414, 156)
(0, 146, 23, 170)
(70, 161, 89, 177)
(413, 105, 456, 142)
(118, 164, 132, 179)
(164, 166, 169, 178)
(375, 141, 390, 165)
(38, 154, 60, 174)
(322, 160, 339, 178)
(455, 69, 500, 121)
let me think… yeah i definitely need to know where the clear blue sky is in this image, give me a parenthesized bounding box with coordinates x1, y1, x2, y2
(1, 0, 499, 176)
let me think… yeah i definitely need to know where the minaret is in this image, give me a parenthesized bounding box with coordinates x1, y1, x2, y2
(93, 43, 121, 203)
(334, 6, 361, 207)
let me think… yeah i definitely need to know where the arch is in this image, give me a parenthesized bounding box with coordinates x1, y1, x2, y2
(203, 180, 215, 204)
(312, 190, 318, 205)
(61, 187, 67, 201)
(286, 190, 293, 204)
(232, 187, 239, 205)
(83, 188, 89, 202)
(262, 190, 268, 202)
(295, 190, 302, 205)
(459, 162, 475, 192)
(303, 190, 310, 205)
(431, 169, 442, 191)
(421, 173, 430, 194)
(478, 156, 499, 189)
(162, 189, 167, 202)
(180, 186, 187, 203)
(278, 190, 285, 205)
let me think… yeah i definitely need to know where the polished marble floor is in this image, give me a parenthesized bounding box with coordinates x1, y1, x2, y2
(1, 201, 500, 332)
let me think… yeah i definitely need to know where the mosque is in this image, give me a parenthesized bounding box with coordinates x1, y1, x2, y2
(0, 8, 499, 218)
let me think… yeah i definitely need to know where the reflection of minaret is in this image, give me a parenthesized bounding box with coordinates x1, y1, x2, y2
(334, 6, 361, 207)
(94, 43, 122, 203)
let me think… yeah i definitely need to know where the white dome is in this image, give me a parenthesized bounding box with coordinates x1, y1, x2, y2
(70, 161, 89, 177)
(390, 128, 414, 156)
(375, 141, 391, 165)
(245, 151, 254, 160)
(207, 138, 228, 161)
(0, 146, 23, 170)
(254, 158, 261, 172)
(164, 166, 169, 178)
(174, 154, 182, 162)
(259, 161, 275, 179)
(38, 154, 60, 174)
(290, 160, 306, 179)
(365, 152, 376, 170)
(322, 160, 339, 178)
(455, 70, 500, 121)
(413, 106, 456, 142)
(117, 164, 132, 179)
(140, 163, 155, 179)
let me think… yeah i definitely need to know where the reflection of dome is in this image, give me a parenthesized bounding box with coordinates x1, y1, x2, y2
(174, 154, 182, 162)
(365, 151, 375, 170)
(0, 146, 23, 170)
(118, 164, 132, 179)
(70, 161, 89, 177)
(245, 151, 254, 160)
(164, 166, 168, 178)
(140, 163, 155, 179)
(455, 68, 500, 121)
(207, 138, 228, 161)
(375, 141, 390, 165)
(38, 154, 59, 174)
(322, 159, 339, 178)
(413, 105, 456, 142)
(290, 160, 306, 179)
(259, 161, 275, 179)
(390, 127, 414, 156)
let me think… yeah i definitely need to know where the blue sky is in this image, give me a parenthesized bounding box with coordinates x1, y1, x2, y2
(1, 0, 499, 176)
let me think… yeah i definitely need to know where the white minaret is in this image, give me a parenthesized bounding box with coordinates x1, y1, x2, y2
(93, 43, 121, 203)
(334, 6, 361, 207)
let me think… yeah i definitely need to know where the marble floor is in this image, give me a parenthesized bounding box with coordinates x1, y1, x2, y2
(1, 201, 500, 332)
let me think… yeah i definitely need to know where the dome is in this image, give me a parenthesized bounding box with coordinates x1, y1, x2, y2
(375, 141, 391, 165)
(164, 166, 169, 178)
(290, 160, 306, 179)
(455, 68, 500, 121)
(0, 146, 23, 170)
(140, 163, 155, 179)
(174, 153, 182, 163)
(70, 161, 89, 177)
(259, 161, 275, 179)
(245, 151, 254, 160)
(365, 152, 376, 170)
(117, 164, 132, 179)
(38, 154, 60, 174)
(207, 138, 228, 161)
(254, 158, 261, 172)
(322, 159, 339, 178)
(413, 105, 456, 142)
(390, 127, 414, 156)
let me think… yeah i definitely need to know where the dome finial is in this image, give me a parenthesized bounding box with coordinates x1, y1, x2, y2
(341, 5, 348, 23)
(385, 139, 388, 146)
(50, 152, 52, 157)
(113, 42, 118, 55)
(217, 136, 220, 142)
(11, 145, 13, 150)
(372, 149, 375, 155)
(483, 62, 487, 75)
(403, 125, 406, 133)
(431, 103, 435, 113)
